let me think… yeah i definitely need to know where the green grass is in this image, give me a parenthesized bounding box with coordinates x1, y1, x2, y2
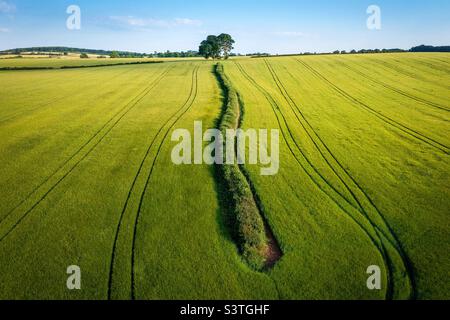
(0, 53, 448, 300)
(223, 52, 449, 299)
(0, 57, 162, 69)
(0, 61, 277, 300)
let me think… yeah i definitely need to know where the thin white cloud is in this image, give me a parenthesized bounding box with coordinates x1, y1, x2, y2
(173, 18, 202, 27)
(109, 16, 202, 29)
(0, 1, 15, 13)
(271, 31, 310, 37)
(110, 16, 168, 28)
(0, 27, 10, 32)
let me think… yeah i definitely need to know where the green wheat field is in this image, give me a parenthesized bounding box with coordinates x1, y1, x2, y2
(0, 53, 449, 300)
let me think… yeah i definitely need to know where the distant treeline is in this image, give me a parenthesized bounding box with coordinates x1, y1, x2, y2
(244, 53, 271, 57)
(325, 45, 449, 55)
(330, 48, 405, 55)
(410, 45, 450, 52)
(149, 50, 200, 58)
(246, 45, 448, 57)
(251, 45, 449, 58)
(0, 47, 201, 58)
(1, 45, 448, 59)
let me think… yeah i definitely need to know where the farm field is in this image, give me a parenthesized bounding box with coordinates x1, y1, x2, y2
(0, 53, 449, 300)
(0, 57, 163, 69)
(0, 56, 210, 69)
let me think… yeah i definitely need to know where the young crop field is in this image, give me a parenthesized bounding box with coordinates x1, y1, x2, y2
(0, 57, 163, 69)
(0, 53, 448, 300)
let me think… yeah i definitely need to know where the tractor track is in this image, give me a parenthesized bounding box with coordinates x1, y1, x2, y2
(0, 65, 172, 225)
(413, 59, 450, 75)
(265, 59, 362, 209)
(368, 59, 449, 90)
(431, 58, 450, 66)
(0, 67, 137, 125)
(235, 62, 390, 242)
(106, 65, 200, 300)
(0, 66, 174, 242)
(131, 65, 199, 300)
(267, 60, 385, 223)
(236, 62, 362, 212)
(296, 59, 449, 155)
(264, 59, 416, 299)
(235, 62, 361, 213)
(235, 61, 403, 299)
(335, 60, 450, 113)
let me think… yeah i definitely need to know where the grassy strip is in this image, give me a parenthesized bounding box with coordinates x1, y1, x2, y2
(0, 61, 163, 71)
(214, 63, 268, 270)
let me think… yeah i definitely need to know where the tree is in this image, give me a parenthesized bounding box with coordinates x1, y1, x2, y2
(110, 51, 120, 58)
(199, 40, 213, 59)
(199, 34, 235, 59)
(199, 36, 220, 59)
(80, 53, 89, 59)
(207, 35, 221, 59)
(217, 33, 235, 59)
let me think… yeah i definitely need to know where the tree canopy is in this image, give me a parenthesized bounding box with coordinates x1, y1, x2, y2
(199, 34, 235, 59)
(110, 51, 120, 58)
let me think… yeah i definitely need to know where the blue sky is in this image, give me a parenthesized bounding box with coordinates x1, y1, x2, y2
(0, 0, 449, 53)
